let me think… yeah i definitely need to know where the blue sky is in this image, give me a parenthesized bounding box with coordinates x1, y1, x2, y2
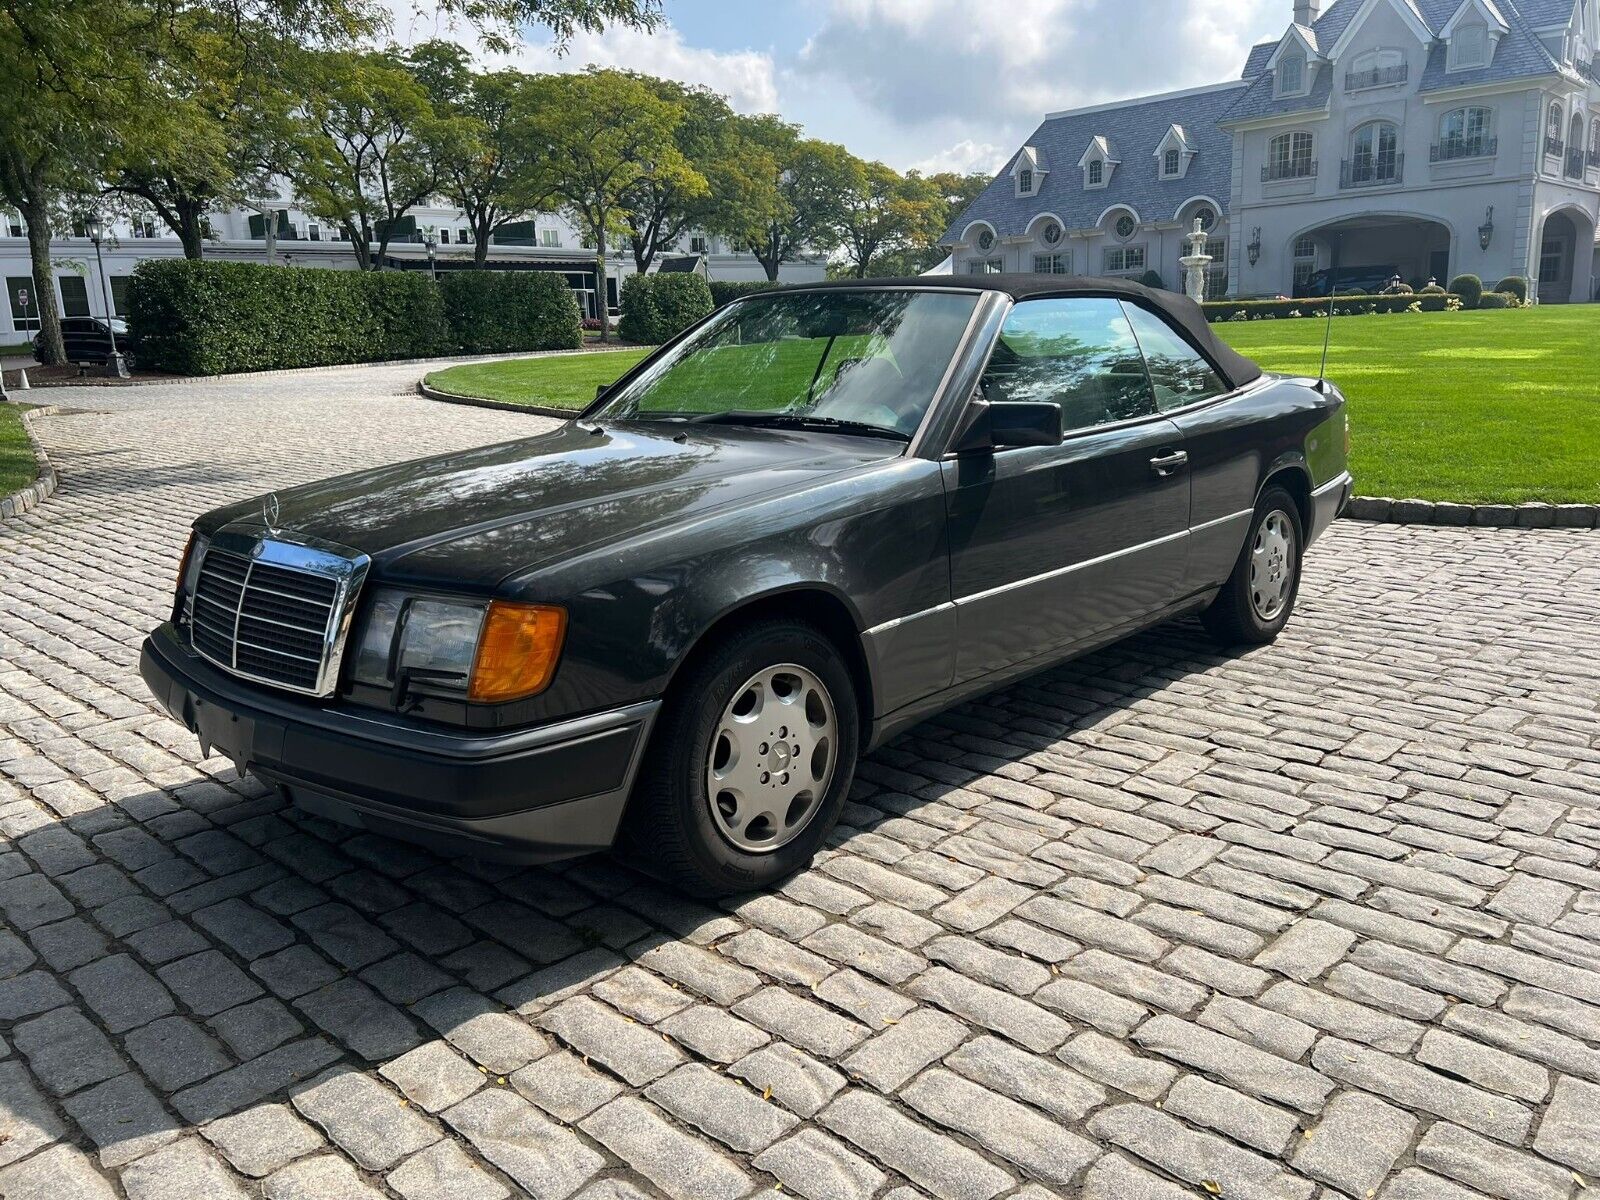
(394, 1, 1293, 175)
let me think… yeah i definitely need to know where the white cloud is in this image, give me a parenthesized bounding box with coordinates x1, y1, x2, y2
(377, 4, 781, 115)
(911, 139, 1010, 176)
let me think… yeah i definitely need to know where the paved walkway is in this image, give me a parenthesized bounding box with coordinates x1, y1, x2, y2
(1, 364, 1598, 1200)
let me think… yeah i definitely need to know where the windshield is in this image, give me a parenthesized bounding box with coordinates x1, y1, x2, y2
(593, 289, 980, 440)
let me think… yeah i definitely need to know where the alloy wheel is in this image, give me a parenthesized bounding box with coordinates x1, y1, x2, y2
(1249, 508, 1296, 621)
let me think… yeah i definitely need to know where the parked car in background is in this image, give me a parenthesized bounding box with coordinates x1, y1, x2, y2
(1301, 265, 1402, 297)
(34, 316, 132, 370)
(141, 276, 1351, 895)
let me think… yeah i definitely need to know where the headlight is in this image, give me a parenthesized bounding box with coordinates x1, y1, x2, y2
(350, 589, 566, 704)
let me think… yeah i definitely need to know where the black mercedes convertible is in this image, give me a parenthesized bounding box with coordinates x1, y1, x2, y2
(141, 276, 1352, 895)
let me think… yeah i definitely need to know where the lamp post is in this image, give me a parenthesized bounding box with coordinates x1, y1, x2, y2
(424, 229, 438, 280)
(84, 216, 130, 379)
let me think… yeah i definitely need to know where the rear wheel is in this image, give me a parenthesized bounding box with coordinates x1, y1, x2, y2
(620, 619, 859, 896)
(1201, 485, 1303, 644)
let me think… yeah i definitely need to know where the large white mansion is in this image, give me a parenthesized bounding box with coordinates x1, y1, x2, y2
(945, 0, 1600, 304)
(1, 197, 822, 338)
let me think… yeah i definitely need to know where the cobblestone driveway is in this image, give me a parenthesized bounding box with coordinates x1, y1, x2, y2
(2, 365, 1599, 1200)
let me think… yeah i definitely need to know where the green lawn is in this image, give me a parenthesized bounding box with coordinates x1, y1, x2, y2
(423, 307, 1599, 504)
(0, 403, 38, 496)
(1218, 307, 1597, 504)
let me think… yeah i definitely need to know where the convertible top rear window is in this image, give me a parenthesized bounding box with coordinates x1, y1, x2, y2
(594, 289, 979, 439)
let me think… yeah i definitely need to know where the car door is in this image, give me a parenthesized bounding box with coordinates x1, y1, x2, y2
(1121, 300, 1260, 598)
(942, 296, 1191, 685)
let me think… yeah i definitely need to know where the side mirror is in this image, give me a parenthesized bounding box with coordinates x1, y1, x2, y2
(953, 399, 1061, 453)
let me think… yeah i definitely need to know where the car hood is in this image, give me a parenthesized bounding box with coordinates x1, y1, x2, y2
(200, 421, 898, 590)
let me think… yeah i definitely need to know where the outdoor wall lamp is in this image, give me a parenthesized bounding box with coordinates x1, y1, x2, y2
(1247, 228, 1262, 266)
(83, 214, 130, 380)
(1478, 206, 1494, 250)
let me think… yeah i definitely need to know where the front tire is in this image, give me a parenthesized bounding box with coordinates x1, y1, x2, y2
(620, 619, 859, 897)
(1202, 485, 1303, 645)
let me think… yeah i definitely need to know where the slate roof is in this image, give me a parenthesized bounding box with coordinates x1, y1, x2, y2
(940, 83, 1247, 244)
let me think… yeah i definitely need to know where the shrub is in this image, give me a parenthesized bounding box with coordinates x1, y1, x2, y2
(1478, 291, 1515, 310)
(1137, 269, 1166, 291)
(1494, 276, 1529, 303)
(708, 279, 781, 307)
(129, 259, 450, 376)
(1448, 274, 1483, 309)
(1419, 282, 1447, 295)
(438, 272, 582, 354)
(618, 272, 714, 345)
(1380, 281, 1414, 295)
(1203, 292, 1459, 322)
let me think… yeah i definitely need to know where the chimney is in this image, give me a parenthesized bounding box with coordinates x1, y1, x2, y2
(1293, 0, 1320, 26)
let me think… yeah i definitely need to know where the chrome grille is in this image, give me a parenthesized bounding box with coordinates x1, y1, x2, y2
(186, 530, 368, 696)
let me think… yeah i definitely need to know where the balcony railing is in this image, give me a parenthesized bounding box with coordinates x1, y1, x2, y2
(1590, 148, 1600, 170)
(1546, 136, 1565, 158)
(1346, 63, 1409, 90)
(1340, 155, 1404, 189)
(1431, 136, 1497, 162)
(1567, 149, 1587, 179)
(1261, 159, 1318, 182)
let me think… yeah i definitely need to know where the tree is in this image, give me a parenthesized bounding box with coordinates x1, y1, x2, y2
(831, 160, 947, 279)
(723, 118, 851, 282)
(618, 77, 725, 274)
(289, 49, 442, 270)
(409, 42, 557, 267)
(516, 68, 692, 341)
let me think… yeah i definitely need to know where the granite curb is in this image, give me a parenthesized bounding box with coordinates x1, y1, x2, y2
(0, 403, 60, 519)
(1345, 496, 1599, 529)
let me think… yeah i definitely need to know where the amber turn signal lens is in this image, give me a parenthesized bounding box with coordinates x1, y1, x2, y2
(176, 531, 197, 591)
(468, 602, 567, 703)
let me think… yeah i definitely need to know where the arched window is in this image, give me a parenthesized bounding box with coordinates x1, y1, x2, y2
(1347, 48, 1406, 89)
(1569, 113, 1586, 176)
(1277, 52, 1306, 96)
(1548, 102, 1565, 156)
(1266, 131, 1315, 180)
(1590, 118, 1600, 167)
(1438, 106, 1493, 160)
(1449, 23, 1489, 69)
(1348, 121, 1400, 185)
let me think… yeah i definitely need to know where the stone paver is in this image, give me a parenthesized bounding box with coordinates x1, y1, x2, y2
(0, 364, 1596, 1198)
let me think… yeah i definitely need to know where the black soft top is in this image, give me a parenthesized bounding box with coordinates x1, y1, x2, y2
(775, 273, 1263, 391)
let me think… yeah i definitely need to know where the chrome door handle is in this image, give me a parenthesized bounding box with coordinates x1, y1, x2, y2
(1149, 450, 1189, 476)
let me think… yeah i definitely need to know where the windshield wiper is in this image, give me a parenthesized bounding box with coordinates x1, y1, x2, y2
(690, 410, 909, 441)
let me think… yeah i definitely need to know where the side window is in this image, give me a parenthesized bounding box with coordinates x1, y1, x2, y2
(1122, 303, 1229, 411)
(980, 297, 1155, 434)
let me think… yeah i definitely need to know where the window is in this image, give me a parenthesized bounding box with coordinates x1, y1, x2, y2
(1018, 168, 1034, 194)
(976, 229, 996, 251)
(980, 298, 1154, 432)
(1293, 236, 1318, 293)
(1162, 148, 1181, 178)
(59, 275, 90, 317)
(1548, 102, 1565, 156)
(1033, 253, 1070, 274)
(1123, 303, 1227, 411)
(1087, 160, 1103, 186)
(437, 228, 449, 245)
(1194, 208, 1217, 232)
(540, 228, 561, 247)
(1450, 22, 1488, 69)
(460, 228, 472, 243)
(6, 277, 39, 330)
(1115, 214, 1137, 240)
(1040, 221, 1063, 245)
(968, 258, 1004, 274)
(5, 213, 21, 238)
(1347, 47, 1407, 89)
(307, 223, 323, 241)
(130, 215, 157, 238)
(1294, 236, 1318, 259)
(1266, 131, 1315, 180)
(1539, 235, 1564, 284)
(110, 276, 130, 316)
(1590, 118, 1600, 165)
(1103, 245, 1146, 273)
(1277, 52, 1306, 96)
(1438, 106, 1493, 159)
(1349, 121, 1400, 184)
(691, 235, 709, 254)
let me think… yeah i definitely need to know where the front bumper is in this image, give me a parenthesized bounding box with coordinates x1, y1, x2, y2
(140, 623, 659, 863)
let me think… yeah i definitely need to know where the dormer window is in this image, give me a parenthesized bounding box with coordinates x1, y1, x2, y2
(1078, 137, 1116, 190)
(1088, 161, 1103, 185)
(1154, 125, 1195, 179)
(1450, 22, 1488, 69)
(1019, 168, 1034, 195)
(1010, 146, 1047, 198)
(1162, 149, 1180, 177)
(1277, 52, 1307, 96)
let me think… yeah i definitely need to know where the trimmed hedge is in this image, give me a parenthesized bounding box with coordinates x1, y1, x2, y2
(708, 279, 780, 307)
(129, 260, 449, 375)
(1203, 293, 1460, 322)
(128, 260, 584, 375)
(439, 272, 582, 354)
(1448, 274, 1484, 309)
(1495, 276, 1529, 303)
(1478, 291, 1516, 310)
(618, 272, 714, 345)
